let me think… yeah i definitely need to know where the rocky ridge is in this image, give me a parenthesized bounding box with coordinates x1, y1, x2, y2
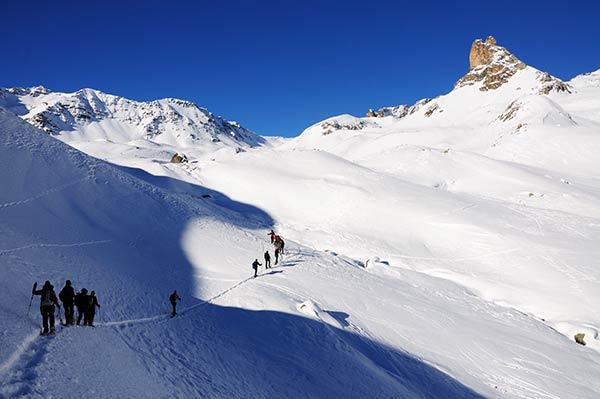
(364, 36, 572, 121)
(0, 87, 264, 148)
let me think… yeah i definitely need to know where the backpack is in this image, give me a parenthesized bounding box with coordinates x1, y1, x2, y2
(41, 289, 54, 307)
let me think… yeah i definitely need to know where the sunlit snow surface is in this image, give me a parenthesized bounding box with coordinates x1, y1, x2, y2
(1, 69, 600, 398)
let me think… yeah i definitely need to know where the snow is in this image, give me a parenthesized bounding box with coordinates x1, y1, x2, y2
(2, 57, 600, 397)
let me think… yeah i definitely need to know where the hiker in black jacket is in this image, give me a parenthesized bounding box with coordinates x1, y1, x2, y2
(32, 281, 60, 335)
(252, 259, 262, 278)
(75, 288, 89, 326)
(169, 290, 181, 317)
(59, 280, 75, 326)
(264, 251, 271, 269)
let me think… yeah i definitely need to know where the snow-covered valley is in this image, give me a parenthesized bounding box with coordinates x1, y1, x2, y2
(1, 37, 600, 398)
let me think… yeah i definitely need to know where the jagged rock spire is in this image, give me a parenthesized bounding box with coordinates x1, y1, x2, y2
(456, 37, 526, 91)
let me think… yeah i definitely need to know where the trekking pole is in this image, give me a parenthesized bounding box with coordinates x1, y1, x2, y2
(27, 282, 37, 316)
(27, 292, 34, 316)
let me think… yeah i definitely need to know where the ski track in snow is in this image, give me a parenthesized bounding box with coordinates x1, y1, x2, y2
(0, 332, 51, 398)
(103, 251, 301, 327)
(0, 177, 91, 210)
(0, 240, 112, 257)
(0, 253, 303, 398)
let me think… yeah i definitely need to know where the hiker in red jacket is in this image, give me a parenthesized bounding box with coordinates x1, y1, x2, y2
(32, 281, 60, 335)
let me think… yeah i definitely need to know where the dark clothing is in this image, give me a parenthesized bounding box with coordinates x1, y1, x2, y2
(59, 285, 75, 304)
(169, 292, 181, 317)
(32, 285, 59, 334)
(75, 293, 89, 325)
(280, 240, 285, 254)
(85, 295, 100, 326)
(59, 285, 75, 325)
(268, 230, 275, 244)
(274, 248, 280, 265)
(252, 260, 261, 278)
(63, 303, 75, 326)
(40, 305, 55, 334)
(264, 251, 271, 268)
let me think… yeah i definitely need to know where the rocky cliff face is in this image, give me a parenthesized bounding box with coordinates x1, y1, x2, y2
(455, 36, 527, 91)
(0, 87, 265, 148)
(455, 36, 570, 94)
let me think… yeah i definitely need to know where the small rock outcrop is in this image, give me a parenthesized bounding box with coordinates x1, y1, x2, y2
(366, 109, 377, 118)
(455, 36, 527, 91)
(537, 72, 572, 94)
(574, 333, 586, 346)
(170, 153, 188, 164)
(321, 119, 369, 135)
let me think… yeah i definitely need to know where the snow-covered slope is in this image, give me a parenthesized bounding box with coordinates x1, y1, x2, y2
(0, 86, 265, 160)
(3, 35, 600, 399)
(2, 105, 600, 399)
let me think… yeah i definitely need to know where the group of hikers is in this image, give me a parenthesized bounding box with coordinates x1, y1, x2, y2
(31, 280, 100, 335)
(252, 230, 285, 278)
(32, 230, 285, 334)
(32, 280, 183, 335)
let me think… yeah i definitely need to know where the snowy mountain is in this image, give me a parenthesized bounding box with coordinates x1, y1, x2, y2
(0, 86, 265, 155)
(293, 37, 600, 176)
(2, 36, 600, 399)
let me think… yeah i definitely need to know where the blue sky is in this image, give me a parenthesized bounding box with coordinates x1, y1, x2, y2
(2, 0, 599, 136)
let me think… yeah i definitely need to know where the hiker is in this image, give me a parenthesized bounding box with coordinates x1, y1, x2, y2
(85, 290, 100, 326)
(274, 248, 280, 265)
(264, 251, 271, 269)
(279, 238, 285, 255)
(252, 259, 262, 278)
(32, 281, 60, 335)
(169, 290, 181, 317)
(268, 230, 275, 244)
(58, 280, 75, 326)
(75, 288, 89, 325)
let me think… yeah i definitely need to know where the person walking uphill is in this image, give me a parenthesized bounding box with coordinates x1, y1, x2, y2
(85, 291, 100, 326)
(75, 288, 89, 326)
(169, 290, 181, 317)
(264, 251, 271, 269)
(32, 281, 60, 335)
(59, 280, 75, 326)
(252, 259, 262, 278)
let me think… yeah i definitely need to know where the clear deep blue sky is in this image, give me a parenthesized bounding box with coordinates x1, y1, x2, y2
(2, 0, 599, 136)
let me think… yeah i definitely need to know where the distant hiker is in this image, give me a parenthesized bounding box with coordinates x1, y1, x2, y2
(59, 280, 75, 326)
(85, 290, 100, 326)
(274, 248, 280, 265)
(169, 290, 181, 317)
(268, 230, 275, 244)
(264, 251, 271, 269)
(279, 238, 285, 254)
(273, 235, 285, 254)
(75, 288, 89, 325)
(32, 281, 60, 335)
(252, 259, 262, 278)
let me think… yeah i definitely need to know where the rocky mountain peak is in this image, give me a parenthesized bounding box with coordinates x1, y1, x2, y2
(456, 36, 527, 91)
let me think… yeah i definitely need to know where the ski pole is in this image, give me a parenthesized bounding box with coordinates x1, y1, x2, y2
(27, 282, 37, 316)
(27, 293, 34, 316)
